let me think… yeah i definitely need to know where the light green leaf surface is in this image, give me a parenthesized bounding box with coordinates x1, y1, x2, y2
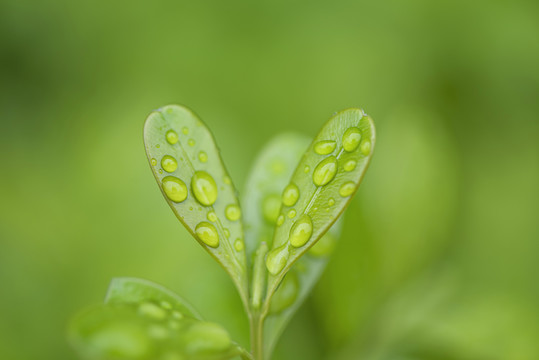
(70, 278, 250, 360)
(143, 105, 248, 307)
(241, 133, 345, 358)
(264, 109, 375, 300)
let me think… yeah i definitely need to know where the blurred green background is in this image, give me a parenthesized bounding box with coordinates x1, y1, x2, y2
(1, 0, 538, 359)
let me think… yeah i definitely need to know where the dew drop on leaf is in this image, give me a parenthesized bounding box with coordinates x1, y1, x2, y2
(343, 159, 357, 172)
(304, 165, 310, 173)
(162, 176, 188, 203)
(182, 126, 189, 135)
(150, 158, 157, 166)
(161, 155, 178, 173)
(198, 151, 208, 163)
(234, 238, 244, 251)
(339, 181, 356, 197)
(282, 183, 299, 207)
(191, 171, 218, 206)
(195, 222, 219, 248)
(287, 209, 296, 218)
(312, 156, 338, 186)
(342, 127, 362, 152)
(223, 228, 230, 238)
(314, 140, 337, 155)
(165, 130, 179, 145)
(328, 198, 335, 206)
(138, 302, 167, 320)
(207, 211, 217, 222)
(225, 204, 241, 221)
(266, 243, 290, 275)
(360, 140, 372, 155)
(289, 214, 313, 247)
(188, 139, 196, 147)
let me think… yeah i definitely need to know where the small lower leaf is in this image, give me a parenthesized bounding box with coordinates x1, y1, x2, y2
(105, 277, 203, 320)
(70, 278, 248, 360)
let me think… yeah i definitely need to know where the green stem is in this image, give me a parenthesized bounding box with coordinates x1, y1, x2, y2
(250, 311, 266, 360)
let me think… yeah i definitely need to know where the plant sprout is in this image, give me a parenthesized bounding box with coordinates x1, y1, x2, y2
(69, 105, 376, 360)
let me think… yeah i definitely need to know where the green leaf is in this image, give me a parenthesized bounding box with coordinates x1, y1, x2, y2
(241, 133, 345, 358)
(242, 133, 311, 262)
(264, 109, 375, 300)
(143, 105, 248, 307)
(105, 277, 203, 320)
(70, 277, 252, 360)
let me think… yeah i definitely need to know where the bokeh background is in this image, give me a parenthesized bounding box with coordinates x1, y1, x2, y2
(1, 0, 538, 359)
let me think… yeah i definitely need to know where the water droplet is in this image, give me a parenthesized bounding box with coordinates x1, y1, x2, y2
(287, 209, 296, 218)
(309, 233, 336, 257)
(304, 165, 310, 173)
(234, 238, 244, 251)
(282, 183, 299, 207)
(314, 140, 337, 155)
(289, 214, 313, 247)
(182, 127, 189, 135)
(138, 302, 167, 320)
(277, 214, 285, 226)
(223, 176, 231, 185)
(313, 156, 338, 186)
(165, 130, 178, 145)
(223, 228, 230, 238)
(160, 301, 172, 310)
(262, 194, 281, 224)
(360, 140, 371, 155)
(207, 211, 217, 222)
(328, 198, 335, 206)
(158, 169, 163, 174)
(150, 158, 157, 166)
(188, 139, 196, 147)
(172, 311, 183, 320)
(342, 127, 362, 152)
(198, 151, 208, 163)
(148, 325, 169, 340)
(162, 176, 188, 203)
(343, 159, 357, 172)
(191, 171, 218, 206)
(225, 204, 241, 221)
(339, 182, 356, 197)
(161, 155, 178, 173)
(195, 222, 219, 248)
(266, 243, 289, 275)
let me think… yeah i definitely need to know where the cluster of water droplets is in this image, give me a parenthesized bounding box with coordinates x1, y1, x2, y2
(149, 126, 243, 251)
(132, 298, 232, 358)
(265, 115, 372, 275)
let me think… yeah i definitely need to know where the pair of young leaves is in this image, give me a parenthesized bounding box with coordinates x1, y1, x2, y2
(70, 105, 375, 360)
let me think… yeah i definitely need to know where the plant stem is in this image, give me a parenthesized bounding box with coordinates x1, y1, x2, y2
(250, 311, 265, 360)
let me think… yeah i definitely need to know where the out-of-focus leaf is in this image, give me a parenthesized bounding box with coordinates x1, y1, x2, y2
(70, 278, 251, 360)
(264, 109, 375, 299)
(143, 105, 248, 306)
(105, 277, 202, 320)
